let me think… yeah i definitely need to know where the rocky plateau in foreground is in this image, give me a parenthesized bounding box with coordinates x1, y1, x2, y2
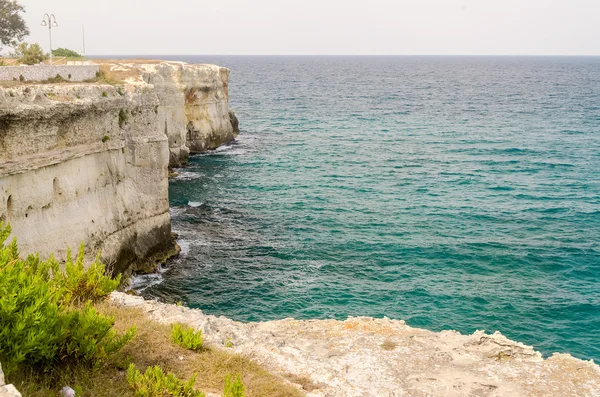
(111, 292, 600, 397)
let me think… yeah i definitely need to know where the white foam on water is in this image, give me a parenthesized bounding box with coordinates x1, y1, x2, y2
(174, 171, 203, 180)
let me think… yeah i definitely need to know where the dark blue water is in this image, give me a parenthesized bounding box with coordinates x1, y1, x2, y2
(135, 56, 600, 362)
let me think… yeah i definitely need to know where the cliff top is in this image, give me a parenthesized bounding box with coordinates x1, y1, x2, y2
(0, 59, 226, 88)
(111, 292, 600, 397)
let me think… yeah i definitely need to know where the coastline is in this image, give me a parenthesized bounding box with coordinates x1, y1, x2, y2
(111, 291, 600, 397)
(2, 57, 599, 396)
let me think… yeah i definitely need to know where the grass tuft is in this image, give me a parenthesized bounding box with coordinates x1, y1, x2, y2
(171, 324, 203, 351)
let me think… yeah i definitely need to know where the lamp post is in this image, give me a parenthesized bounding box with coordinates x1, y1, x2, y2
(40, 14, 58, 65)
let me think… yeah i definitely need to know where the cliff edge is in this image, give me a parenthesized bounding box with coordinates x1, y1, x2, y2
(0, 61, 238, 275)
(112, 292, 600, 397)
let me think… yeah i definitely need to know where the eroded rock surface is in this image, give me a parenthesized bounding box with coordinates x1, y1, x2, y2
(111, 292, 600, 397)
(102, 61, 239, 166)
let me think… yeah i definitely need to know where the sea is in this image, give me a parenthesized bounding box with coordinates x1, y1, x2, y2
(132, 56, 600, 362)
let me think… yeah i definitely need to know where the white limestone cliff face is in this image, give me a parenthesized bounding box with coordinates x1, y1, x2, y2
(109, 61, 239, 167)
(111, 292, 600, 397)
(0, 62, 238, 273)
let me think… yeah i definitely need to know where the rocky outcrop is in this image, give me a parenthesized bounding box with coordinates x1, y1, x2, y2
(0, 62, 238, 274)
(109, 61, 239, 167)
(0, 362, 21, 397)
(111, 292, 600, 397)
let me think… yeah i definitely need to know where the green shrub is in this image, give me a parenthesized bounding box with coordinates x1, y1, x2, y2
(102, 135, 110, 143)
(55, 245, 120, 304)
(118, 109, 128, 128)
(127, 364, 204, 397)
(43, 74, 67, 84)
(0, 222, 134, 375)
(223, 374, 245, 397)
(12, 42, 47, 65)
(171, 323, 203, 351)
(52, 48, 82, 58)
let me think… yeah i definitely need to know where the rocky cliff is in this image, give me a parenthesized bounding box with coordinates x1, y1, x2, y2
(0, 62, 238, 274)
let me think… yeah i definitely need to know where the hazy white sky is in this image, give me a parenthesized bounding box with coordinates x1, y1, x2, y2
(15, 0, 600, 55)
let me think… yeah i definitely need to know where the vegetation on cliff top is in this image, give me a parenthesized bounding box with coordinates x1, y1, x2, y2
(0, 223, 302, 397)
(0, 223, 133, 375)
(52, 48, 82, 58)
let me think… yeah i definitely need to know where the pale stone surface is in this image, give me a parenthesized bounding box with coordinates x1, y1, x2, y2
(111, 292, 600, 397)
(0, 362, 22, 397)
(0, 61, 238, 272)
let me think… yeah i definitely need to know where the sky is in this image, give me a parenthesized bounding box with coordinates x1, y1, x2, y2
(13, 0, 600, 56)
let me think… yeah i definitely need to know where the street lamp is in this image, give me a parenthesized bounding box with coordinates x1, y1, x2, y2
(41, 14, 58, 65)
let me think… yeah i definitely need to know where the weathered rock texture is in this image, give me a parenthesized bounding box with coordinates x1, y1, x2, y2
(0, 362, 21, 397)
(111, 292, 600, 397)
(0, 62, 238, 273)
(104, 61, 239, 167)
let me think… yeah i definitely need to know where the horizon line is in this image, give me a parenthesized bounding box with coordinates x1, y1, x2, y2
(86, 54, 600, 58)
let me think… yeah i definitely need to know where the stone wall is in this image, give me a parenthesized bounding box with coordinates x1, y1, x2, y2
(0, 64, 99, 82)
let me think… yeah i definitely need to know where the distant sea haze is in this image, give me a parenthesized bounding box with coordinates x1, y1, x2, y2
(133, 56, 600, 362)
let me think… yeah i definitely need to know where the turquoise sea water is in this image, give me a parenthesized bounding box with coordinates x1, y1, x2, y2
(135, 56, 600, 361)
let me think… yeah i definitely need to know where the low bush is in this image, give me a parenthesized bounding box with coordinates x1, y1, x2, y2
(55, 245, 120, 304)
(11, 42, 47, 65)
(0, 222, 134, 375)
(118, 109, 129, 128)
(127, 364, 204, 397)
(223, 374, 246, 397)
(52, 48, 82, 58)
(42, 74, 68, 84)
(171, 323, 203, 351)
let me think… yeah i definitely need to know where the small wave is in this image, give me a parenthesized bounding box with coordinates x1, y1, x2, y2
(130, 271, 165, 293)
(188, 201, 204, 208)
(174, 171, 203, 181)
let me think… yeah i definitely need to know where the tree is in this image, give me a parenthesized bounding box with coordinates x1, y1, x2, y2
(0, 0, 29, 50)
(12, 42, 47, 65)
(52, 47, 82, 58)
